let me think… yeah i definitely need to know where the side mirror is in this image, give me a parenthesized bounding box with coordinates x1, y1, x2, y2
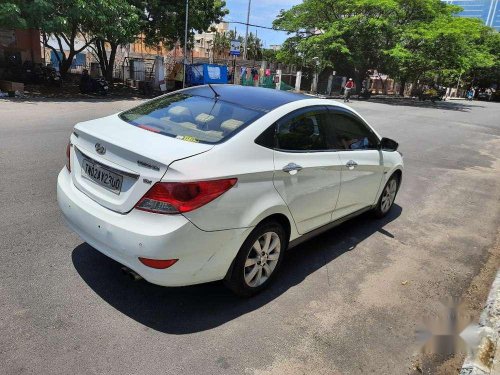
(380, 137, 399, 151)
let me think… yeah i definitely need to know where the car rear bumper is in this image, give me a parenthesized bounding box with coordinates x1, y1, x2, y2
(57, 168, 249, 286)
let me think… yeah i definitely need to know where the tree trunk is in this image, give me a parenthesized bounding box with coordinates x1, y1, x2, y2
(378, 73, 387, 95)
(94, 39, 118, 84)
(59, 53, 74, 77)
(50, 30, 92, 78)
(399, 78, 406, 96)
(95, 39, 107, 79)
(356, 68, 369, 94)
(105, 43, 118, 83)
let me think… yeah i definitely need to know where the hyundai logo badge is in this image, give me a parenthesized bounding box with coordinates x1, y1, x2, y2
(95, 143, 106, 155)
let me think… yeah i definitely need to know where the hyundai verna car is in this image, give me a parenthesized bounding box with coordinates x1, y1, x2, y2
(57, 85, 403, 296)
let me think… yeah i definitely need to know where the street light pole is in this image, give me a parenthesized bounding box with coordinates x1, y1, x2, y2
(243, 0, 251, 61)
(182, 0, 189, 88)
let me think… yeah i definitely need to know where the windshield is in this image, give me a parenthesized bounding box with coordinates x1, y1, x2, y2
(119, 93, 263, 144)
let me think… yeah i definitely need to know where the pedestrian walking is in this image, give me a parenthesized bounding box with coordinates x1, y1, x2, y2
(344, 78, 355, 102)
(466, 88, 474, 101)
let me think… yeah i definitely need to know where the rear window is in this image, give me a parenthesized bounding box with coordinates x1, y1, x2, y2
(119, 93, 263, 144)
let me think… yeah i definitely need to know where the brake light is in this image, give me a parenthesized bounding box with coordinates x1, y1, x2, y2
(135, 178, 237, 214)
(139, 258, 178, 269)
(66, 142, 71, 172)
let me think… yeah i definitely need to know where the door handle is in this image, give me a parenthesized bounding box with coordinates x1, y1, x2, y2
(345, 160, 358, 169)
(282, 162, 303, 174)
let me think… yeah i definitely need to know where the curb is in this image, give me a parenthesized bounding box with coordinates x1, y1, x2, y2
(460, 271, 500, 374)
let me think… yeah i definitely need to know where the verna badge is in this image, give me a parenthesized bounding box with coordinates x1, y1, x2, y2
(95, 143, 106, 155)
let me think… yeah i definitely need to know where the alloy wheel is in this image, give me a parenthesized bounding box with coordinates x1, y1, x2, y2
(380, 179, 397, 213)
(244, 232, 281, 287)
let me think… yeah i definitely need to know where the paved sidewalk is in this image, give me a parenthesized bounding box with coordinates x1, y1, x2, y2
(461, 271, 500, 374)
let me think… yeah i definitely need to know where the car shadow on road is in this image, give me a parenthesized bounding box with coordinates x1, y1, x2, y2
(366, 98, 485, 112)
(0, 96, 146, 104)
(72, 204, 402, 334)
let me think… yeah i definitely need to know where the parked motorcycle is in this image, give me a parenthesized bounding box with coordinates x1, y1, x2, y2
(357, 86, 372, 100)
(41, 66, 62, 87)
(21, 61, 37, 83)
(79, 69, 108, 95)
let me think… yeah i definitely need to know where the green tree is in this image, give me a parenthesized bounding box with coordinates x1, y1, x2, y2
(245, 32, 262, 61)
(386, 11, 495, 94)
(213, 30, 229, 58)
(212, 29, 243, 59)
(461, 29, 500, 88)
(0, 1, 25, 28)
(88, 0, 142, 82)
(1, 0, 227, 77)
(273, 0, 399, 82)
(0, 0, 98, 76)
(262, 48, 278, 63)
(273, 0, 497, 92)
(136, 0, 228, 48)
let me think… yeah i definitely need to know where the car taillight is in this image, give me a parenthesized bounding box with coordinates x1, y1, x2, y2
(66, 142, 71, 172)
(138, 258, 178, 269)
(135, 178, 237, 214)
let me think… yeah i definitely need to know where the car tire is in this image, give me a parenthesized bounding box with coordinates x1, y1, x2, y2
(373, 174, 400, 218)
(224, 221, 287, 297)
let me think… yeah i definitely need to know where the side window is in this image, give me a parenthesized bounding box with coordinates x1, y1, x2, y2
(327, 113, 379, 150)
(276, 111, 329, 151)
(254, 124, 275, 149)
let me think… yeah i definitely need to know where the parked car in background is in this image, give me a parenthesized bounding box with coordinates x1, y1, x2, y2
(57, 86, 403, 296)
(477, 88, 498, 102)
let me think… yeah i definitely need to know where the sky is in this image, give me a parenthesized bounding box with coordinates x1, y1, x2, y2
(223, 0, 303, 47)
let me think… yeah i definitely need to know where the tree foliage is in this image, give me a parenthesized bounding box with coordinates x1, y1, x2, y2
(0, 1, 25, 28)
(273, 0, 497, 90)
(211, 29, 262, 60)
(262, 48, 278, 63)
(87, 0, 142, 81)
(246, 32, 263, 61)
(136, 0, 227, 48)
(0, 0, 227, 77)
(212, 29, 240, 59)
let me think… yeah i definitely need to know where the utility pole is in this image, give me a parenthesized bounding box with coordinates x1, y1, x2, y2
(243, 0, 251, 61)
(182, 0, 189, 88)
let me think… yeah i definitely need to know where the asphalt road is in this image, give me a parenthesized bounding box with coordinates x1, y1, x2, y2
(1, 97, 499, 375)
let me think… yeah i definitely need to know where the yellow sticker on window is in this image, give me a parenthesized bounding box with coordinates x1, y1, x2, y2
(182, 136, 199, 143)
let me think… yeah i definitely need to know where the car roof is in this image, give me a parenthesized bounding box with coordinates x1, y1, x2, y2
(181, 85, 310, 112)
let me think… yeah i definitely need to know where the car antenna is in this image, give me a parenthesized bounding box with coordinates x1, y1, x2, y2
(190, 64, 220, 100)
(208, 83, 220, 100)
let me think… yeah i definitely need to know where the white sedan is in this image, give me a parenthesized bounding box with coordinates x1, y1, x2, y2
(57, 85, 403, 296)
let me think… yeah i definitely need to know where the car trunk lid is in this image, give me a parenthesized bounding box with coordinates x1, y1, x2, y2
(70, 113, 212, 213)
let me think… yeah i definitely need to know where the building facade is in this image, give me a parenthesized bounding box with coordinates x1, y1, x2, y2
(442, 0, 499, 30)
(0, 29, 42, 65)
(192, 22, 229, 59)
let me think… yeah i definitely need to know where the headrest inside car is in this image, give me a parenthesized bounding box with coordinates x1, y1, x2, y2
(221, 119, 244, 133)
(168, 106, 191, 117)
(195, 113, 215, 123)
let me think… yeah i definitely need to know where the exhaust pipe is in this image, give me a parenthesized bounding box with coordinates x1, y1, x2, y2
(121, 266, 143, 281)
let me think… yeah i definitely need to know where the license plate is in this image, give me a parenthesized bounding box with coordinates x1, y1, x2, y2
(82, 158, 123, 194)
